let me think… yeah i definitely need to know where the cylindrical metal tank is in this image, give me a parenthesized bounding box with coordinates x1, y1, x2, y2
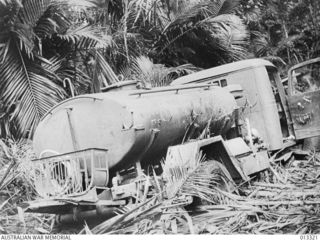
(33, 85, 237, 170)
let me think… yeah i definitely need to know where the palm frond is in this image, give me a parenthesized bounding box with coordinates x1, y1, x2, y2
(34, 5, 70, 39)
(89, 196, 161, 234)
(162, 152, 235, 204)
(12, 23, 36, 58)
(10, 0, 55, 58)
(56, 24, 110, 49)
(19, 0, 51, 29)
(34, 0, 101, 40)
(56, 63, 91, 95)
(0, 101, 16, 139)
(219, 0, 240, 14)
(128, 0, 169, 29)
(262, 56, 286, 67)
(34, 17, 60, 39)
(55, 0, 97, 9)
(0, 0, 22, 7)
(163, 0, 224, 29)
(89, 49, 119, 86)
(0, 45, 65, 138)
(0, 0, 22, 32)
(153, 1, 248, 65)
(205, 14, 249, 60)
(130, 55, 200, 87)
(0, 0, 116, 139)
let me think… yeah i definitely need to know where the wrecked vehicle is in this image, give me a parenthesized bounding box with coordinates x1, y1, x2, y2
(27, 84, 243, 222)
(171, 57, 320, 151)
(286, 58, 320, 149)
(25, 57, 320, 223)
(171, 58, 283, 151)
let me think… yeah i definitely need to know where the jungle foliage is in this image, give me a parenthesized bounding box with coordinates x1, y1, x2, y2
(0, 0, 319, 139)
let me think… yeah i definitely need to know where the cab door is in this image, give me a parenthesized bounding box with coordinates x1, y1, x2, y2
(287, 58, 320, 140)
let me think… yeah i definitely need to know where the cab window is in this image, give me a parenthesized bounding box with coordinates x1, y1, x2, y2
(209, 79, 227, 87)
(291, 61, 320, 95)
(267, 67, 279, 92)
(220, 79, 227, 87)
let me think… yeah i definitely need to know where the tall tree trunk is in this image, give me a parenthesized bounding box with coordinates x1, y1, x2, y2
(309, 0, 320, 33)
(102, 0, 110, 27)
(282, 20, 291, 65)
(123, 0, 130, 64)
(92, 51, 101, 93)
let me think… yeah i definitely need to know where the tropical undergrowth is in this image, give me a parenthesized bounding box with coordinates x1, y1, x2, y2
(82, 148, 320, 234)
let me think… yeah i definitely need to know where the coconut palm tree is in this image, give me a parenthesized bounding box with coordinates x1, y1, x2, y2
(0, 0, 115, 139)
(85, 0, 249, 70)
(0, 0, 250, 139)
(152, 0, 249, 67)
(117, 0, 249, 68)
(119, 55, 201, 87)
(239, 0, 320, 69)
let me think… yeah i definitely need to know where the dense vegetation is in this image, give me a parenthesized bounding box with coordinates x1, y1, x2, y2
(0, 0, 319, 140)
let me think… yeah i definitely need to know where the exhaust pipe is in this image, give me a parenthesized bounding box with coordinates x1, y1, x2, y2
(55, 206, 117, 224)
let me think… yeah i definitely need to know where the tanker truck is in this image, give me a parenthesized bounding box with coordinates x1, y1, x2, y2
(26, 83, 242, 222)
(26, 57, 320, 223)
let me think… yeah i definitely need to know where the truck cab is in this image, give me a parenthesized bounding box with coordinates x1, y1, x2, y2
(171, 57, 320, 151)
(287, 58, 320, 140)
(171, 59, 285, 151)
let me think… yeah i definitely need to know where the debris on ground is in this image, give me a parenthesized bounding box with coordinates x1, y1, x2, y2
(0, 140, 54, 234)
(79, 149, 320, 234)
(2, 140, 320, 234)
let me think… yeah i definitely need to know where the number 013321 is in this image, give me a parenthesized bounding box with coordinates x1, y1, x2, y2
(300, 235, 318, 240)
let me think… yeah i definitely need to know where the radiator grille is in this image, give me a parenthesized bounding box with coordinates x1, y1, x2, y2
(32, 149, 108, 198)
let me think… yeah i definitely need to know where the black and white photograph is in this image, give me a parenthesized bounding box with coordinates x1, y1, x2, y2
(0, 0, 320, 237)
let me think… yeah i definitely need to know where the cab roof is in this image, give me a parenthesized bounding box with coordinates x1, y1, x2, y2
(171, 58, 275, 85)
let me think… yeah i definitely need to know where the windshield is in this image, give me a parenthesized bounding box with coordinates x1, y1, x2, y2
(291, 61, 320, 95)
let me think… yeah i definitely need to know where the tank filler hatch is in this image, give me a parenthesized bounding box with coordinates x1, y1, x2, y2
(32, 148, 109, 199)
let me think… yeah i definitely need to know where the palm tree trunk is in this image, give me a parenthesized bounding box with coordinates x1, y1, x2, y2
(308, 0, 320, 35)
(92, 50, 101, 93)
(101, 0, 110, 26)
(281, 20, 291, 65)
(123, 0, 130, 64)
